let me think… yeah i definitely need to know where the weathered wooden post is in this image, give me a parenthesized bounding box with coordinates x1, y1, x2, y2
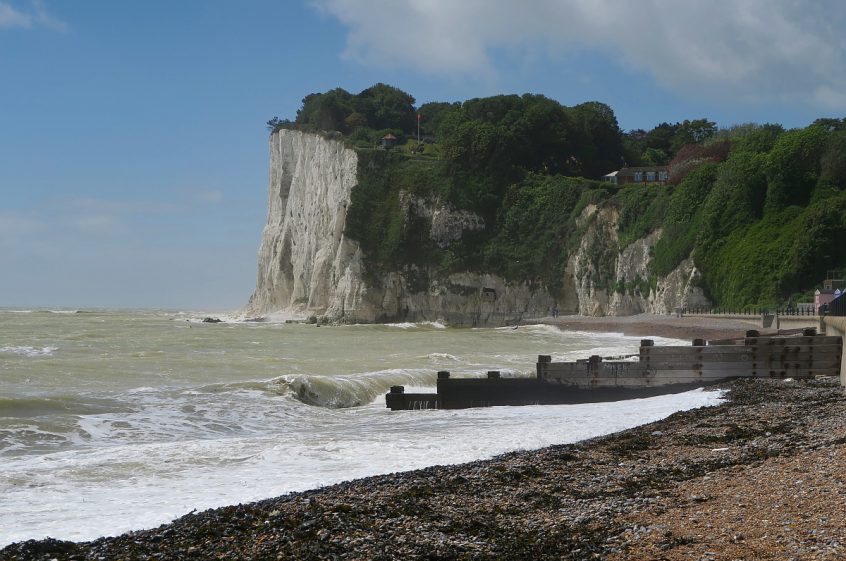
(537, 355, 551, 379)
(386, 385, 406, 410)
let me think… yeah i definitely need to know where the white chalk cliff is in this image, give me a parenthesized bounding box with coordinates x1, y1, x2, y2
(247, 130, 365, 320)
(247, 129, 709, 324)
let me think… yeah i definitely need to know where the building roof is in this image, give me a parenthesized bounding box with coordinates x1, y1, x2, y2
(382, 134, 397, 140)
(616, 166, 668, 175)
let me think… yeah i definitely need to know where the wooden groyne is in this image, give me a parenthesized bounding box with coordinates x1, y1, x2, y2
(386, 331, 843, 410)
(822, 316, 846, 387)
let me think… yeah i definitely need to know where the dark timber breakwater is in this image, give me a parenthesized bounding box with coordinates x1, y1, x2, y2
(387, 331, 843, 410)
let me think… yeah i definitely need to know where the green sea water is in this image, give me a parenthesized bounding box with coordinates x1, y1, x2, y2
(0, 308, 720, 546)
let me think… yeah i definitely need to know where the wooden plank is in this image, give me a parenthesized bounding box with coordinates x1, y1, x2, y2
(543, 358, 842, 375)
(542, 369, 834, 387)
(549, 354, 843, 366)
(643, 346, 753, 354)
(541, 363, 838, 383)
(642, 355, 843, 365)
(742, 336, 841, 346)
(642, 345, 841, 356)
(641, 350, 841, 362)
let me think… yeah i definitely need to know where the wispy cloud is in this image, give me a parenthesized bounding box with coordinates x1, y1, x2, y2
(0, 210, 42, 243)
(0, 0, 65, 31)
(0, 2, 30, 28)
(194, 190, 224, 204)
(312, 0, 846, 110)
(68, 213, 125, 235)
(63, 197, 178, 215)
(31, 0, 65, 31)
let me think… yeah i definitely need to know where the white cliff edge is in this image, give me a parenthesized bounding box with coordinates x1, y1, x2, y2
(247, 130, 709, 324)
(247, 129, 366, 321)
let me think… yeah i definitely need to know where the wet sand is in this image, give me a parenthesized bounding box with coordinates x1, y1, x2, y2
(530, 313, 766, 341)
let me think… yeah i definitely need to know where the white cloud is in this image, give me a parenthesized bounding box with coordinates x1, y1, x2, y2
(64, 197, 178, 215)
(194, 190, 224, 204)
(312, 0, 846, 110)
(0, 0, 65, 31)
(0, 2, 31, 28)
(31, 0, 65, 31)
(68, 214, 125, 235)
(0, 211, 42, 243)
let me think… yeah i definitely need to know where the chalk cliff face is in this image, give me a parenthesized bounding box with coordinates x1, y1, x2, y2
(247, 130, 367, 319)
(566, 205, 710, 316)
(248, 130, 709, 324)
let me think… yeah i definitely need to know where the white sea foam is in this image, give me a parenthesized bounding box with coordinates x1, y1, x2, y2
(0, 389, 723, 546)
(426, 352, 460, 361)
(0, 346, 57, 357)
(177, 310, 286, 324)
(384, 322, 418, 329)
(0, 310, 726, 548)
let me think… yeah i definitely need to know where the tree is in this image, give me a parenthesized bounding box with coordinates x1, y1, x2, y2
(641, 147, 668, 166)
(668, 140, 731, 184)
(820, 131, 846, 187)
(812, 117, 846, 132)
(343, 112, 368, 132)
(266, 116, 284, 132)
(295, 88, 354, 131)
(460, 94, 524, 124)
(417, 102, 459, 137)
(730, 124, 785, 154)
(621, 129, 647, 166)
(644, 122, 678, 152)
(354, 83, 416, 133)
(570, 101, 625, 177)
(670, 119, 717, 153)
(764, 125, 829, 211)
(510, 95, 575, 175)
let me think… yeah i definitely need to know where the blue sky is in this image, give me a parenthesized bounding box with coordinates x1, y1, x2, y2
(2, 0, 844, 310)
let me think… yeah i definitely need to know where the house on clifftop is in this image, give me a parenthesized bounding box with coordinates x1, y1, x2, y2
(602, 166, 669, 186)
(381, 134, 398, 149)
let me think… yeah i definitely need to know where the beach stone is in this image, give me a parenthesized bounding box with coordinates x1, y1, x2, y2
(4, 377, 846, 561)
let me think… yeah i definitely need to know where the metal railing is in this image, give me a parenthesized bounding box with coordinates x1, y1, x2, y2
(679, 306, 819, 317)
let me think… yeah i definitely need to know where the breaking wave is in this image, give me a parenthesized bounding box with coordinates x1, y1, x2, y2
(0, 346, 57, 357)
(268, 369, 437, 409)
(281, 369, 440, 408)
(191, 368, 442, 409)
(0, 395, 124, 417)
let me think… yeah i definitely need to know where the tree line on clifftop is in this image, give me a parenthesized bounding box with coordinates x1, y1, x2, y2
(268, 84, 846, 309)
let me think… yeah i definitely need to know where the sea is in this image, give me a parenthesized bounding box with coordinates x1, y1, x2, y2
(0, 308, 723, 547)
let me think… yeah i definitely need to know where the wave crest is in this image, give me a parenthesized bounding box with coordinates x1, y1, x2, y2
(280, 369, 438, 408)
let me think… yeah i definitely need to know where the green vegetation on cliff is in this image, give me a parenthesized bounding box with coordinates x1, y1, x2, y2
(276, 86, 846, 308)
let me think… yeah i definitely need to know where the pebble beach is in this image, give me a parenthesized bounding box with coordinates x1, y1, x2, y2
(3, 315, 844, 561)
